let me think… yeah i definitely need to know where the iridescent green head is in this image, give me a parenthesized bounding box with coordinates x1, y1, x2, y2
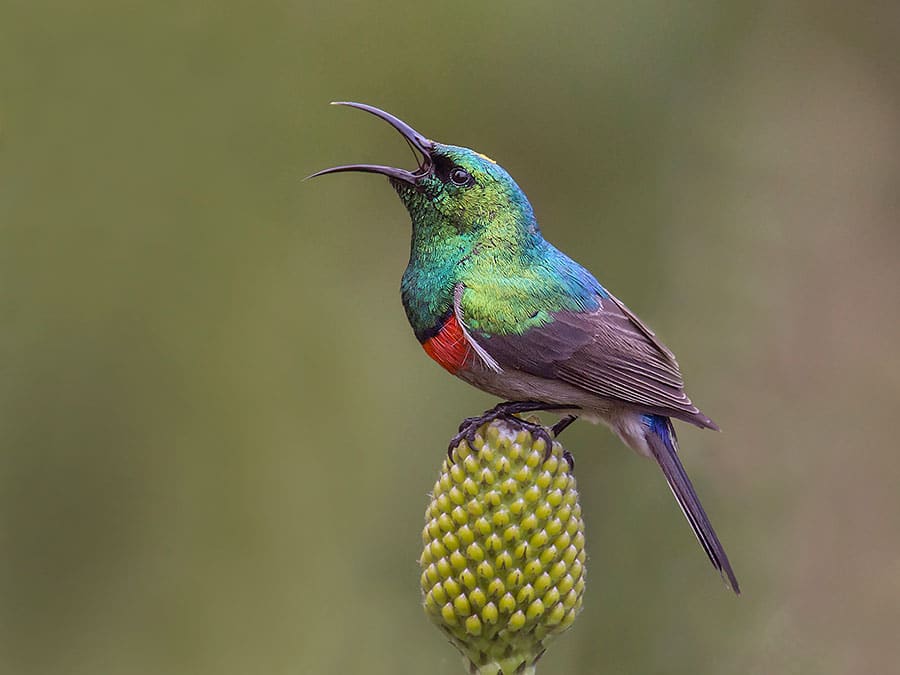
(310, 102, 538, 237)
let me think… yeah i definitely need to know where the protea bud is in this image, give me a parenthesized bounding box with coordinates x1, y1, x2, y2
(420, 418, 586, 675)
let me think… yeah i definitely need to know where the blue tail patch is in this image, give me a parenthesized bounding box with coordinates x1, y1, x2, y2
(641, 413, 672, 442)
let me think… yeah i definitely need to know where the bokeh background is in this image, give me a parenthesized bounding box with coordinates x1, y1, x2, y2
(2, 1, 899, 673)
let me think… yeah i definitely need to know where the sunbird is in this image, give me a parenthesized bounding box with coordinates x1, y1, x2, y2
(310, 102, 739, 593)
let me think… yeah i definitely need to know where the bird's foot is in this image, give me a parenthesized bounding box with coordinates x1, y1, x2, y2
(447, 414, 495, 461)
(448, 413, 556, 462)
(448, 401, 573, 462)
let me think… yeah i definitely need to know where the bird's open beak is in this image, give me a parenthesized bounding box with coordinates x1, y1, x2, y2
(307, 102, 434, 185)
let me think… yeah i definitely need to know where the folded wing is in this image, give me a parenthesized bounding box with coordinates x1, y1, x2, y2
(474, 292, 718, 429)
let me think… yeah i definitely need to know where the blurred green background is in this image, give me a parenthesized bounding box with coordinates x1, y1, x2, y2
(2, 1, 899, 673)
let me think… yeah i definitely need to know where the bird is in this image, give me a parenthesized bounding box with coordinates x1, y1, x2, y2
(309, 102, 739, 594)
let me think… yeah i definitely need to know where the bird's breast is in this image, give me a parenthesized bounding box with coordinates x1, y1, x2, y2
(420, 313, 471, 374)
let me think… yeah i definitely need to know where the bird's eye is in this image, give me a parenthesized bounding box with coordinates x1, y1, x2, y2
(449, 167, 472, 186)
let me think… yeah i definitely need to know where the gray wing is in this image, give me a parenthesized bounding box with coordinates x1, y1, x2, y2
(476, 293, 718, 429)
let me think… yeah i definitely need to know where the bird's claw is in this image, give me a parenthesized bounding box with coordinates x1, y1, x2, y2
(516, 419, 556, 462)
(457, 415, 484, 434)
(447, 422, 482, 461)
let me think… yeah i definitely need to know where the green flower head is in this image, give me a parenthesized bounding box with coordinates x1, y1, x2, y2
(420, 419, 586, 675)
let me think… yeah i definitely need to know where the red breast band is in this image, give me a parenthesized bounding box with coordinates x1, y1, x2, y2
(421, 314, 470, 374)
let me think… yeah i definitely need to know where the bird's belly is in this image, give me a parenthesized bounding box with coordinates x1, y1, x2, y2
(456, 363, 619, 423)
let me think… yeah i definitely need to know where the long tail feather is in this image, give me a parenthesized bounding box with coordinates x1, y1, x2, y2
(644, 415, 740, 594)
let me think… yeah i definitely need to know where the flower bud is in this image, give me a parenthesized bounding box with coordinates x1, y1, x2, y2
(420, 419, 586, 675)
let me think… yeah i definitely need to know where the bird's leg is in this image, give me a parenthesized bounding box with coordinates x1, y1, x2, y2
(551, 414, 578, 437)
(549, 414, 579, 469)
(448, 401, 576, 461)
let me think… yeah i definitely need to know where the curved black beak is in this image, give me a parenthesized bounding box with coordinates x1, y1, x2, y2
(307, 102, 435, 185)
